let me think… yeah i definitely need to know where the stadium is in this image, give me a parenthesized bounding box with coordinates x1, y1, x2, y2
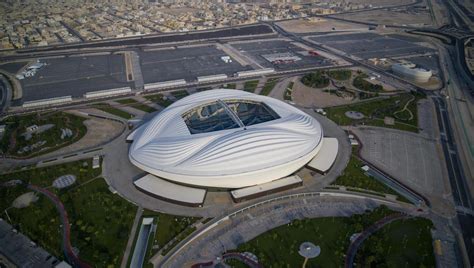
(127, 89, 338, 205)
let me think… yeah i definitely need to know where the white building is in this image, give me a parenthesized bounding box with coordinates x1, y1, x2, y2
(391, 61, 432, 83)
(127, 89, 338, 190)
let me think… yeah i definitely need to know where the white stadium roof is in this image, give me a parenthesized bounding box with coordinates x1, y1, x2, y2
(128, 89, 325, 189)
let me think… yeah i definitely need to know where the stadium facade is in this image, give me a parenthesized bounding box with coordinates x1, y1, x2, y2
(127, 89, 334, 190)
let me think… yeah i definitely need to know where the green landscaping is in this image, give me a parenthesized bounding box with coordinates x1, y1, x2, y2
(0, 112, 87, 157)
(92, 103, 134, 119)
(331, 155, 407, 202)
(243, 80, 259, 93)
(0, 159, 104, 259)
(144, 93, 174, 107)
(301, 71, 330, 88)
(327, 69, 352, 81)
(63, 178, 136, 266)
(355, 217, 435, 267)
(325, 92, 425, 132)
(229, 206, 433, 267)
(116, 98, 156, 113)
(137, 210, 200, 262)
(222, 83, 236, 89)
(259, 78, 278, 96)
(283, 81, 294, 101)
(353, 74, 383, 92)
(170, 90, 189, 100)
(116, 98, 137, 105)
(0, 159, 203, 266)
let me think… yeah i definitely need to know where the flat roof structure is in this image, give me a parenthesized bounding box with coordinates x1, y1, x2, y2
(134, 174, 207, 206)
(307, 137, 339, 174)
(231, 175, 303, 202)
(0, 219, 60, 267)
(128, 89, 327, 189)
(130, 218, 154, 268)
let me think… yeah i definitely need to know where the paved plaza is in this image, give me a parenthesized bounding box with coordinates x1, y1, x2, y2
(353, 127, 454, 214)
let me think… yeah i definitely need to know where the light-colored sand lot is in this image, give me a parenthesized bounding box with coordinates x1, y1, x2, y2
(292, 79, 353, 108)
(276, 18, 368, 33)
(333, 9, 433, 26)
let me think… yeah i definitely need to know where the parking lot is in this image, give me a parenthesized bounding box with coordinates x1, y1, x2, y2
(0, 61, 28, 74)
(139, 45, 251, 84)
(19, 54, 131, 102)
(406, 55, 441, 74)
(229, 39, 332, 71)
(309, 32, 435, 59)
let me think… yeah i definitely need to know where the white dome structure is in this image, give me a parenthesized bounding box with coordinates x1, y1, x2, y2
(391, 62, 432, 83)
(128, 89, 324, 189)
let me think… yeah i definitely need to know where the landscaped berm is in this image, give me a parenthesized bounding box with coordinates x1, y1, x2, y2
(0, 112, 87, 157)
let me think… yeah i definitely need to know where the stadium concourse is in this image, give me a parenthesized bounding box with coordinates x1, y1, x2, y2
(126, 89, 340, 206)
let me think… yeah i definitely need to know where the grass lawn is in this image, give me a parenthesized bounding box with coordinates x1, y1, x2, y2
(230, 206, 432, 267)
(284, 81, 294, 101)
(301, 71, 330, 88)
(63, 178, 136, 266)
(170, 90, 189, 100)
(222, 83, 236, 89)
(0, 160, 136, 266)
(355, 218, 435, 267)
(243, 80, 259, 93)
(328, 69, 352, 81)
(331, 155, 407, 202)
(260, 78, 278, 96)
(91, 103, 134, 119)
(353, 74, 383, 92)
(0, 112, 87, 158)
(325, 93, 424, 132)
(116, 98, 137, 105)
(116, 98, 156, 113)
(139, 210, 200, 260)
(144, 94, 174, 108)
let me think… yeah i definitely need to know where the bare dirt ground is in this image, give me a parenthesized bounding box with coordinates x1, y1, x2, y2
(333, 9, 433, 26)
(319, 0, 414, 5)
(276, 18, 368, 33)
(292, 78, 353, 107)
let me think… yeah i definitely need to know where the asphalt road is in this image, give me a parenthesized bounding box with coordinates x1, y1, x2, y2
(433, 95, 474, 265)
(13, 24, 274, 54)
(0, 75, 12, 113)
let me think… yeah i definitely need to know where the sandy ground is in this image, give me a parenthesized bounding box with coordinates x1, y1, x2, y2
(292, 78, 353, 107)
(276, 18, 368, 33)
(333, 9, 433, 26)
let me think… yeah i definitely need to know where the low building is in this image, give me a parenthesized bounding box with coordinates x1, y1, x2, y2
(391, 61, 432, 83)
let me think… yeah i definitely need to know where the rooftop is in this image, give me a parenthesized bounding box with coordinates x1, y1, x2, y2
(182, 99, 280, 134)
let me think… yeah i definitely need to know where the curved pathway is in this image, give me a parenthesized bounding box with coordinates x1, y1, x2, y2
(344, 213, 410, 268)
(393, 94, 415, 120)
(27, 184, 91, 268)
(160, 192, 420, 267)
